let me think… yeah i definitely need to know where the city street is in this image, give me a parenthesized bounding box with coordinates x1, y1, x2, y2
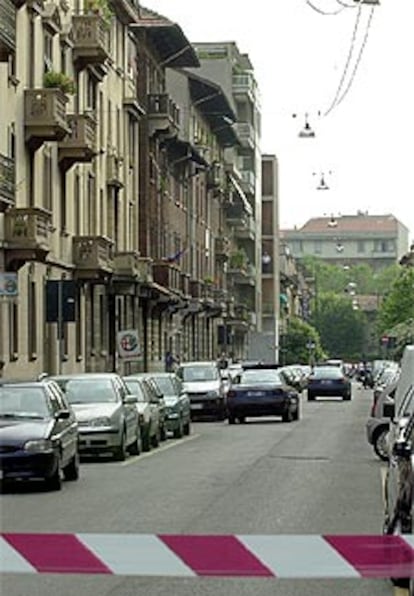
(1, 384, 396, 596)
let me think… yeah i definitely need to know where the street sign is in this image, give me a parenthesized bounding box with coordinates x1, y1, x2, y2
(0, 272, 18, 297)
(117, 329, 141, 360)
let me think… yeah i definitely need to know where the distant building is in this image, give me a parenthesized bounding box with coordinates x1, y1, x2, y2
(282, 213, 409, 271)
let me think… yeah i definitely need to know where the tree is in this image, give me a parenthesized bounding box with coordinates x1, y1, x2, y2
(283, 317, 324, 365)
(378, 268, 414, 333)
(312, 292, 368, 361)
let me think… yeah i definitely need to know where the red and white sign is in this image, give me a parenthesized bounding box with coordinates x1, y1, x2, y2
(117, 329, 141, 360)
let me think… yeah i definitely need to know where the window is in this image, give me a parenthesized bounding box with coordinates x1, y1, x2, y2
(44, 31, 53, 74)
(314, 240, 322, 254)
(87, 173, 96, 234)
(75, 290, 82, 361)
(43, 149, 53, 211)
(28, 280, 37, 359)
(74, 172, 81, 235)
(357, 240, 365, 253)
(8, 301, 18, 360)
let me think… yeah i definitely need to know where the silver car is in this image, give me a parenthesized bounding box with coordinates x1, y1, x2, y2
(51, 373, 140, 461)
(366, 369, 399, 461)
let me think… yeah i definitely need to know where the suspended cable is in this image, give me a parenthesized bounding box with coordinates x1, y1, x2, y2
(323, 6, 362, 116)
(305, 0, 346, 15)
(331, 7, 375, 111)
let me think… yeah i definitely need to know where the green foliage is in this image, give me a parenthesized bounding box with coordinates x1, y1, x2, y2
(85, 0, 113, 25)
(312, 291, 368, 361)
(377, 268, 414, 334)
(43, 71, 75, 94)
(282, 317, 325, 365)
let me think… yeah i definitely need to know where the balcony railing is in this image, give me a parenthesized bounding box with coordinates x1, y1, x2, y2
(58, 113, 97, 170)
(240, 169, 255, 194)
(0, 0, 16, 62)
(24, 88, 69, 149)
(215, 236, 231, 260)
(234, 122, 255, 150)
(0, 153, 15, 210)
(234, 214, 256, 240)
(72, 14, 109, 68)
(113, 252, 153, 283)
(147, 94, 180, 137)
(152, 261, 181, 293)
(72, 235, 114, 278)
(190, 279, 203, 299)
(5, 207, 51, 253)
(232, 73, 256, 102)
(180, 272, 190, 297)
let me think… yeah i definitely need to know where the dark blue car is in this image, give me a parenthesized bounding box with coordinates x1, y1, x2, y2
(0, 380, 79, 490)
(307, 366, 352, 401)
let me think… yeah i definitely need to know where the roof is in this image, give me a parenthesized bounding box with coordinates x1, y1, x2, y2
(130, 6, 199, 68)
(283, 214, 403, 236)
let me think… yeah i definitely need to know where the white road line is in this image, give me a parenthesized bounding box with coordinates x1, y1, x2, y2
(121, 433, 200, 466)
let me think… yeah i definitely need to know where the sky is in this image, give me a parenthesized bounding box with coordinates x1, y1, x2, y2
(146, 0, 413, 240)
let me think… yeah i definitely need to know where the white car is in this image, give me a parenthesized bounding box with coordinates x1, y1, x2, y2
(124, 376, 161, 450)
(176, 361, 226, 420)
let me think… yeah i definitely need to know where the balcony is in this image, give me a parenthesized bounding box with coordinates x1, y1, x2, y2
(0, 153, 15, 211)
(227, 303, 250, 330)
(234, 122, 255, 150)
(206, 162, 224, 190)
(234, 214, 256, 241)
(0, 0, 16, 62)
(72, 235, 114, 280)
(240, 169, 255, 195)
(180, 272, 191, 298)
(24, 88, 70, 150)
(147, 94, 180, 138)
(189, 279, 203, 299)
(232, 73, 256, 103)
(215, 236, 231, 261)
(152, 261, 181, 293)
(58, 113, 97, 171)
(4, 207, 52, 270)
(113, 252, 153, 282)
(72, 14, 109, 70)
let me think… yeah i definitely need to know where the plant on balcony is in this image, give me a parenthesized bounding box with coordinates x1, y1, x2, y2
(85, 0, 113, 26)
(203, 276, 215, 285)
(43, 71, 76, 95)
(229, 249, 247, 270)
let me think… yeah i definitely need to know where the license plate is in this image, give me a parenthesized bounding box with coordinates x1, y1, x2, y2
(247, 391, 265, 397)
(321, 380, 332, 384)
(190, 403, 203, 410)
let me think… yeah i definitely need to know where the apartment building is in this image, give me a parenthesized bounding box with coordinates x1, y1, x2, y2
(283, 212, 410, 271)
(0, 0, 248, 377)
(187, 41, 262, 359)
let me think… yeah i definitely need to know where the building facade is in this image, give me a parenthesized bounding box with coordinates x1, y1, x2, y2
(0, 1, 261, 378)
(283, 213, 409, 271)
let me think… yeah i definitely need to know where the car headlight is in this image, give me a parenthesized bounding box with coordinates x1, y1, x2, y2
(24, 439, 53, 453)
(88, 417, 112, 427)
(206, 390, 219, 398)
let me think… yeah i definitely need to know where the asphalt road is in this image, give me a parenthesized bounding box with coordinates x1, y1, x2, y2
(1, 384, 395, 596)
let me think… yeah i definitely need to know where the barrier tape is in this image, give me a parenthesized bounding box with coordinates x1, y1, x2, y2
(1, 533, 414, 578)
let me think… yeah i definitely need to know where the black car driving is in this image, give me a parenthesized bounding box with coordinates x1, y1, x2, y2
(226, 365, 300, 424)
(0, 379, 79, 490)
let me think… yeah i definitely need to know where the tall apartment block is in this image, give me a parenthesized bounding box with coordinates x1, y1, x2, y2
(0, 1, 256, 377)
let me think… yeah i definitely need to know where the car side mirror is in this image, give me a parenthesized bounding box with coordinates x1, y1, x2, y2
(124, 395, 138, 404)
(383, 402, 395, 420)
(56, 410, 70, 420)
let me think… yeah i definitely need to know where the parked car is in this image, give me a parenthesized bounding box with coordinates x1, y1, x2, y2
(307, 366, 352, 401)
(382, 386, 414, 592)
(279, 365, 307, 392)
(176, 361, 226, 420)
(123, 376, 160, 451)
(50, 373, 140, 461)
(226, 364, 300, 424)
(366, 373, 399, 461)
(145, 372, 191, 438)
(0, 379, 79, 490)
(129, 374, 167, 441)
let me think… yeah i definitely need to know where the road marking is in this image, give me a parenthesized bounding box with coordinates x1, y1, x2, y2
(121, 433, 200, 466)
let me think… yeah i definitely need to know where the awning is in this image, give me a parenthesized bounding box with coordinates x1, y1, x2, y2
(228, 174, 252, 216)
(130, 8, 199, 68)
(164, 138, 209, 168)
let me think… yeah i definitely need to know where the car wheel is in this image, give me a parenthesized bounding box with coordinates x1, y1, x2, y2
(63, 451, 80, 481)
(46, 458, 62, 491)
(173, 419, 184, 439)
(160, 424, 167, 442)
(282, 408, 293, 423)
(343, 392, 352, 401)
(307, 393, 315, 401)
(293, 404, 300, 421)
(152, 427, 160, 448)
(228, 414, 236, 424)
(142, 427, 151, 452)
(238, 416, 246, 424)
(183, 420, 191, 436)
(113, 430, 127, 461)
(128, 426, 141, 456)
(373, 426, 390, 462)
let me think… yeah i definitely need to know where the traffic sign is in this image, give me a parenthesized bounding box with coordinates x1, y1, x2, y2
(117, 329, 141, 360)
(0, 273, 18, 297)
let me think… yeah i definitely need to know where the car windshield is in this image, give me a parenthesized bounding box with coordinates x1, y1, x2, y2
(124, 380, 147, 403)
(311, 367, 343, 379)
(0, 386, 51, 419)
(54, 378, 117, 404)
(152, 377, 175, 395)
(179, 366, 218, 382)
(236, 370, 282, 385)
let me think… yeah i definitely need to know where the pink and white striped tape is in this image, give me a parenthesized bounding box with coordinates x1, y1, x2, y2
(1, 533, 414, 578)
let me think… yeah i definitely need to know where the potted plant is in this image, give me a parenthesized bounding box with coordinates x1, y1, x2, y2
(229, 249, 247, 270)
(43, 71, 76, 95)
